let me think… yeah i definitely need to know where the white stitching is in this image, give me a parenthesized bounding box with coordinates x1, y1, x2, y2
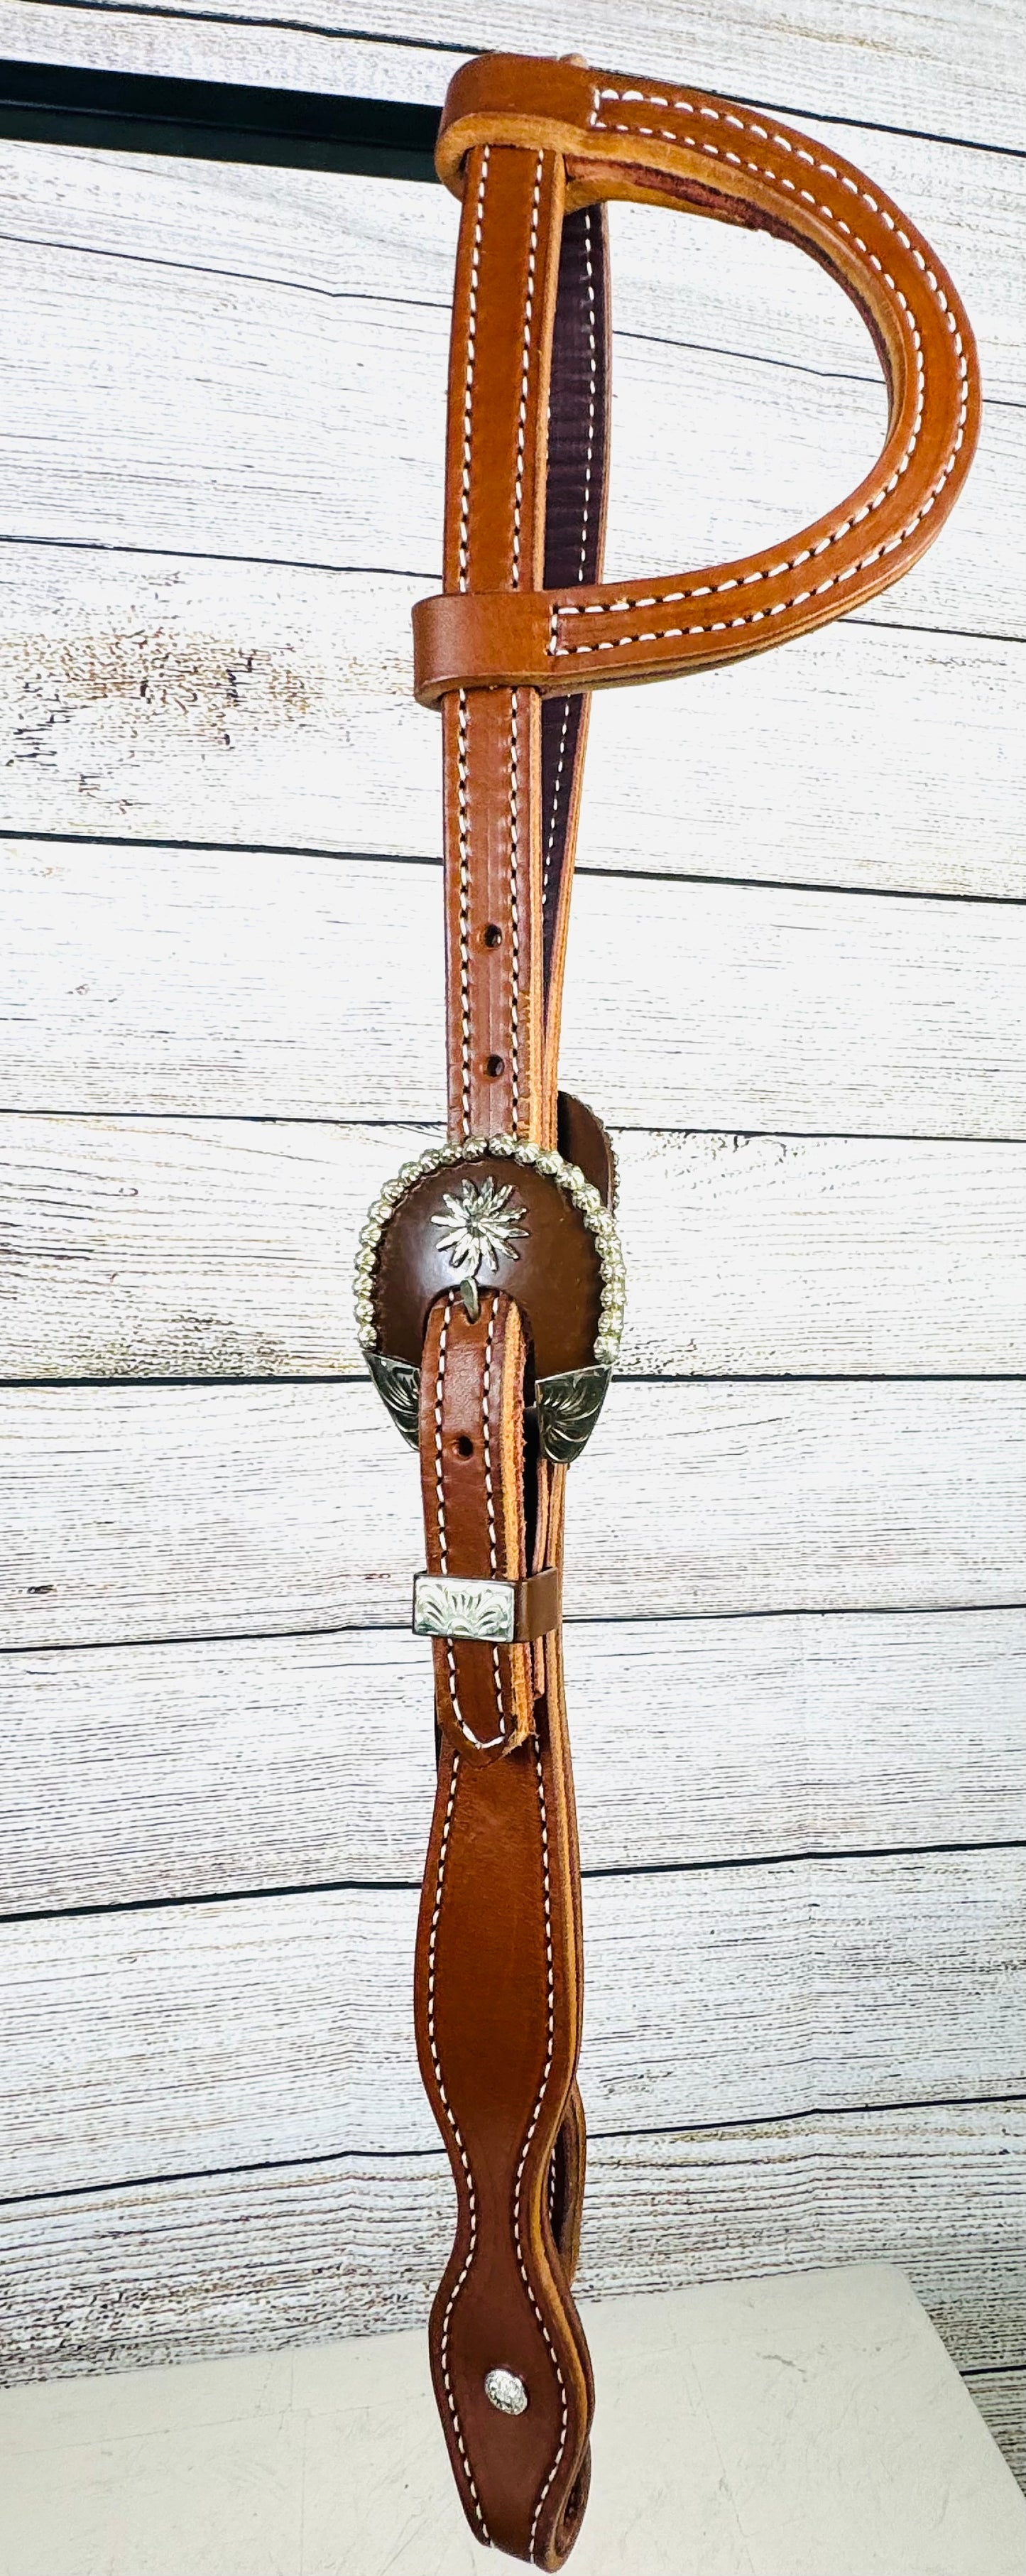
(456, 690, 471, 1139)
(509, 690, 521, 1134)
(507, 154, 543, 1136)
(425, 1749, 491, 2541)
(481, 1296, 505, 1724)
(435, 1293, 505, 1753)
(517, 1739, 569, 2562)
(458, 147, 489, 596)
(512, 156, 544, 587)
(454, 146, 489, 1136)
(542, 207, 598, 923)
(548, 91, 967, 659)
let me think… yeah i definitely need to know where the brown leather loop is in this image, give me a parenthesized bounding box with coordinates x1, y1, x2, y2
(413, 50, 980, 706)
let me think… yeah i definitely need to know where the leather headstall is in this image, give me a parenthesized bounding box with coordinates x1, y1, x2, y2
(354, 48, 979, 2567)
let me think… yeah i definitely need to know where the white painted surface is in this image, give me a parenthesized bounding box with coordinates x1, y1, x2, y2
(0, 0, 1022, 2436)
(1, 133, 1022, 403)
(9, 846, 1026, 1133)
(0, 131, 1018, 900)
(4, 1610, 1023, 1908)
(1, 1849, 1022, 2189)
(0, 222, 1010, 633)
(1, 2107, 1022, 2381)
(6, 1377, 1026, 1645)
(1, 557, 1023, 898)
(4, 0, 1022, 146)
(6, 1118, 1026, 1381)
(0, 2268, 1022, 2576)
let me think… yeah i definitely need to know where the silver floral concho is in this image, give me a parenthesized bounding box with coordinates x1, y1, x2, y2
(431, 1175, 528, 1277)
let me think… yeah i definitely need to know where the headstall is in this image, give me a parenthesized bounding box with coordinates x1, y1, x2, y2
(356, 48, 979, 2565)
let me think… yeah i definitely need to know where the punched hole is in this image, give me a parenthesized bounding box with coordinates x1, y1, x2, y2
(482, 923, 502, 947)
(455, 1434, 474, 1459)
(485, 1053, 504, 1079)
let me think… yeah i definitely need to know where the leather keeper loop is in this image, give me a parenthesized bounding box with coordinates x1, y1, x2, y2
(414, 587, 550, 707)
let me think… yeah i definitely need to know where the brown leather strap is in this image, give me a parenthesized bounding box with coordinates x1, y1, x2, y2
(415, 1305, 592, 2562)
(418, 1291, 537, 1761)
(409, 121, 607, 2570)
(394, 46, 981, 2568)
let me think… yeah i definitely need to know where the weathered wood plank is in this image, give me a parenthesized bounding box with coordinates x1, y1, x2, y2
(4, 555, 1024, 900)
(6, 1117, 1026, 1383)
(6, 1, 1021, 150)
(2, 1611, 1023, 1912)
(1, 124, 1022, 406)
(0, 3, 457, 104)
(970, 2372, 1026, 2488)
(9, 844, 1026, 1133)
(0, 2101, 1020, 2384)
(0, 1849, 1021, 2191)
(0, 229, 1012, 636)
(4, 1379, 1026, 1649)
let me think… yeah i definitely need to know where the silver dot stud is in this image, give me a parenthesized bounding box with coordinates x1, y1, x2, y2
(484, 2366, 528, 2416)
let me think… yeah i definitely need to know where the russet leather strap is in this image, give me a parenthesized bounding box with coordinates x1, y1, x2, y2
(355, 46, 979, 2566)
(410, 130, 608, 2567)
(418, 1292, 538, 1758)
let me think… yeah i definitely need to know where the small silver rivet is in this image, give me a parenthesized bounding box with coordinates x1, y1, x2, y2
(484, 2366, 528, 2416)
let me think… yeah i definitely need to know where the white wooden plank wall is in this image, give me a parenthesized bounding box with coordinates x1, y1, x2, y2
(0, 0, 1023, 2489)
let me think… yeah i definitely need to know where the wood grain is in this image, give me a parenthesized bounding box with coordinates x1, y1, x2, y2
(0, 3, 459, 105)
(5, 1, 1021, 150)
(970, 2371, 1026, 2487)
(5, 1117, 1026, 1383)
(4, 1378, 1026, 1649)
(0, 223, 1012, 636)
(0, 2102, 1019, 2383)
(2, 1610, 1024, 1913)
(0, 1849, 1022, 2192)
(1, 1, 1022, 2408)
(0, 124, 1022, 403)
(3, 553, 1024, 901)
(9, 843, 1026, 1134)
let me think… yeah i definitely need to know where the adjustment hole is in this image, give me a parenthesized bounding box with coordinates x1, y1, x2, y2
(482, 923, 502, 947)
(455, 1434, 474, 1460)
(485, 1053, 504, 1079)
